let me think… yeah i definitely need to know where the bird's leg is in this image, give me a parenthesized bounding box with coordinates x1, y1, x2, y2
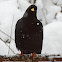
(19, 51, 23, 56)
(32, 52, 37, 60)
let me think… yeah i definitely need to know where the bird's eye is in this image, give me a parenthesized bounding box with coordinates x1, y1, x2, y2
(31, 8, 35, 11)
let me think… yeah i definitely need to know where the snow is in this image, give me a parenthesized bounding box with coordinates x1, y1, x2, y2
(52, 0, 59, 5)
(25, 0, 29, 2)
(0, 0, 30, 40)
(35, 0, 43, 8)
(42, 0, 54, 8)
(8, 40, 21, 56)
(30, 0, 34, 4)
(35, 0, 46, 25)
(0, 40, 9, 56)
(37, 23, 39, 25)
(57, 0, 62, 6)
(0, 0, 23, 41)
(0, 0, 30, 56)
(0, 39, 20, 56)
(35, 0, 61, 26)
(42, 21, 62, 55)
(18, 0, 31, 11)
(56, 12, 62, 21)
(46, 5, 61, 24)
(35, 0, 43, 19)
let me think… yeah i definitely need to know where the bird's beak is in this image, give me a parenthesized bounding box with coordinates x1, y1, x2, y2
(31, 8, 35, 11)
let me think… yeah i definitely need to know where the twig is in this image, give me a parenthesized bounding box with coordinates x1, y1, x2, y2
(8, 16, 14, 54)
(0, 30, 15, 41)
(0, 38, 15, 54)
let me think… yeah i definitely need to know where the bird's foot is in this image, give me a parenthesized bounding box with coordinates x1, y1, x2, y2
(32, 52, 37, 60)
(19, 51, 23, 56)
(19, 51, 24, 59)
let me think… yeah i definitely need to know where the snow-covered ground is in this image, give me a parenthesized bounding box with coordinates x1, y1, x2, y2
(42, 21, 62, 56)
(0, 0, 62, 57)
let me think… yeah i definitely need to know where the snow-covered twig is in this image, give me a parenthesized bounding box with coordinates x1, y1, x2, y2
(51, 0, 59, 5)
(8, 16, 14, 54)
(0, 30, 14, 41)
(0, 38, 15, 54)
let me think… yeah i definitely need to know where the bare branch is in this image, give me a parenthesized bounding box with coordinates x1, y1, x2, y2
(0, 30, 14, 41)
(0, 38, 15, 54)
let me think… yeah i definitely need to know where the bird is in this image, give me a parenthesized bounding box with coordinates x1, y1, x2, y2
(15, 5, 43, 60)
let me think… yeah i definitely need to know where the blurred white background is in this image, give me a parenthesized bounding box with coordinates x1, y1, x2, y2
(0, 0, 62, 57)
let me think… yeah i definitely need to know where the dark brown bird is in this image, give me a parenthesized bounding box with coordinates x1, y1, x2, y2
(15, 5, 43, 60)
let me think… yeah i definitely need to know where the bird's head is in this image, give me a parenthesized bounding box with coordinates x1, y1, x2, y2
(27, 5, 37, 12)
(23, 5, 37, 19)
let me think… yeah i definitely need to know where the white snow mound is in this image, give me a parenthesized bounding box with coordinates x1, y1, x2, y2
(42, 21, 62, 55)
